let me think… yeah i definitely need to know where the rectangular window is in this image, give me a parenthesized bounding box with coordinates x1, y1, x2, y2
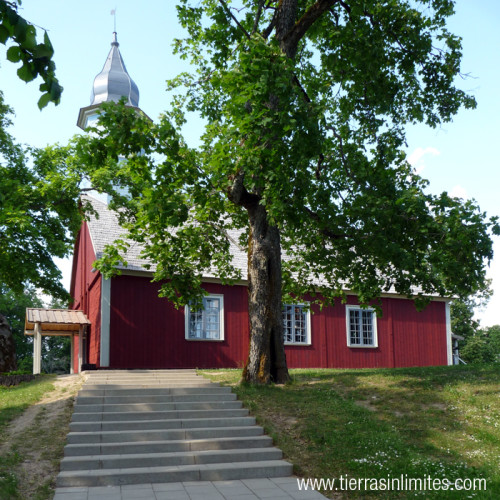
(346, 306, 377, 347)
(185, 295, 224, 341)
(283, 304, 311, 345)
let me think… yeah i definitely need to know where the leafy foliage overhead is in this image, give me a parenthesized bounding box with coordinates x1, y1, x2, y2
(0, 0, 62, 108)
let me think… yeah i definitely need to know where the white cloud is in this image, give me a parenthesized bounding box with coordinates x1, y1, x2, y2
(407, 146, 440, 175)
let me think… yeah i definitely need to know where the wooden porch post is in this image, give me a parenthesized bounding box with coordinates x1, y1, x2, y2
(78, 325, 83, 373)
(33, 322, 42, 374)
(70, 334, 75, 374)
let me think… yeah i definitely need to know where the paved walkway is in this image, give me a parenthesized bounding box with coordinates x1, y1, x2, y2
(54, 477, 325, 500)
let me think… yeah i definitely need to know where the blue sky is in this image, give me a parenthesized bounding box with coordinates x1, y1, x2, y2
(1, 0, 499, 326)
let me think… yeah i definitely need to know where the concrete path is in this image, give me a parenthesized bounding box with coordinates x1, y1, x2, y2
(53, 477, 325, 499)
(53, 370, 326, 500)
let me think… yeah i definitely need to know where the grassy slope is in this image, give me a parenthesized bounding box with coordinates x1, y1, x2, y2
(0, 376, 56, 429)
(0, 376, 56, 499)
(201, 365, 499, 499)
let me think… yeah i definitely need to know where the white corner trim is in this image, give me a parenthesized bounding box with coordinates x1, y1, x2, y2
(100, 277, 111, 367)
(445, 301, 452, 366)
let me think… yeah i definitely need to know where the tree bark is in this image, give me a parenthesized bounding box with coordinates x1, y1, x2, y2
(242, 203, 289, 384)
(0, 313, 17, 373)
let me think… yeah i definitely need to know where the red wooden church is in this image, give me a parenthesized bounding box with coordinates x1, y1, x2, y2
(69, 34, 454, 373)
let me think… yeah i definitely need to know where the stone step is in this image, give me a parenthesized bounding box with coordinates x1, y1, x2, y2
(71, 407, 246, 422)
(67, 425, 264, 444)
(85, 377, 211, 385)
(75, 392, 233, 405)
(64, 435, 274, 457)
(73, 399, 238, 414)
(85, 372, 200, 375)
(69, 416, 256, 432)
(86, 368, 197, 371)
(74, 399, 241, 411)
(82, 382, 215, 388)
(84, 374, 200, 378)
(60, 447, 282, 471)
(56, 459, 293, 487)
(83, 381, 210, 385)
(77, 387, 231, 396)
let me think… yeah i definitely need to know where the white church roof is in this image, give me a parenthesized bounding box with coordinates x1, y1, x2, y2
(84, 194, 248, 279)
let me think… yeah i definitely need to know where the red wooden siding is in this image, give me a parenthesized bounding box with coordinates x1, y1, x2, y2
(105, 274, 448, 370)
(109, 276, 250, 369)
(70, 222, 102, 368)
(390, 299, 447, 367)
(87, 275, 102, 366)
(70, 222, 97, 311)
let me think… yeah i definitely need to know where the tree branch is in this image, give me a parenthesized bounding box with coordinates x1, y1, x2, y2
(227, 170, 260, 208)
(218, 0, 251, 40)
(252, 0, 266, 35)
(262, 11, 277, 39)
(280, 0, 339, 58)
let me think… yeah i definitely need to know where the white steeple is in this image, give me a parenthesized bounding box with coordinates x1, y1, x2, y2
(77, 32, 141, 130)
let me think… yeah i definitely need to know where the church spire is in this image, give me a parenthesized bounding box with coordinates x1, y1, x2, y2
(90, 32, 139, 108)
(77, 32, 141, 129)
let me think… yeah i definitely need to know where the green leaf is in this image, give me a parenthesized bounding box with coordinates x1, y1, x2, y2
(33, 43, 53, 59)
(43, 30, 54, 56)
(37, 92, 51, 110)
(13, 17, 29, 43)
(17, 62, 36, 82)
(22, 24, 37, 50)
(0, 25, 10, 44)
(6, 45, 22, 62)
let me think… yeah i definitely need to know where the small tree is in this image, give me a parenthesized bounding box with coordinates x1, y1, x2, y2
(0, 285, 43, 371)
(460, 335, 495, 365)
(484, 325, 500, 362)
(51, 0, 499, 384)
(451, 299, 481, 343)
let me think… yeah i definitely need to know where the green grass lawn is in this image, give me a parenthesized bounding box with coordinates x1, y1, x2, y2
(0, 376, 56, 499)
(201, 365, 500, 499)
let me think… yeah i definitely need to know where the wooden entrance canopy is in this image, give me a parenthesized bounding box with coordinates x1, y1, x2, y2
(25, 308, 90, 374)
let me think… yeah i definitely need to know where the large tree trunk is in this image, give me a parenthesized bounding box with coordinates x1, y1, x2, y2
(242, 204, 289, 384)
(0, 313, 17, 373)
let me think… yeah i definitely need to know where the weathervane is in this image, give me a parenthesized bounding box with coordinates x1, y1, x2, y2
(111, 8, 117, 32)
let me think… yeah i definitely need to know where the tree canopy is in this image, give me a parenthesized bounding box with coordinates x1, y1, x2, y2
(0, 92, 82, 301)
(47, 0, 498, 383)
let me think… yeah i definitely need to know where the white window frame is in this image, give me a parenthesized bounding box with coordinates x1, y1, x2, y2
(346, 305, 378, 348)
(185, 294, 225, 341)
(283, 303, 311, 346)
